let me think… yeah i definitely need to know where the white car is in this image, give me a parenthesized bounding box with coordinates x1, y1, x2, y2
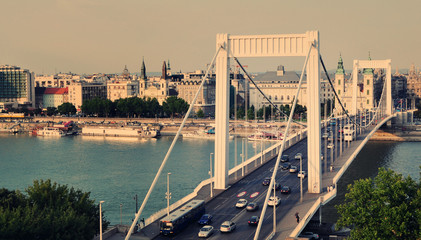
(294, 153, 303, 160)
(198, 225, 214, 238)
(235, 198, 248, 208)
(220, 221, 236, 232)
(267, 196, 281, 206)
(327, 143, 334, 149)
(297, 170, 307, 178)
(289, 165, 298, 173)
(322, 132, 329, 138)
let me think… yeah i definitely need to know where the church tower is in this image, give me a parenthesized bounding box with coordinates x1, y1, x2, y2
(140, 58, 148, 96)
(363, 53, 374, 109)
(335, 54, 345, 100)
(161, 61, 167, 79)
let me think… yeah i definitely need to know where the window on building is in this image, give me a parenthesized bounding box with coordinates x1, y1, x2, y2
(338, 79, 341, 85)
(338, 90, 341, 95)
(367, 99, 369, 104)
(275, 95, 278, 100)
(367, 90, 369, 95)
(367, 79, 370, 85)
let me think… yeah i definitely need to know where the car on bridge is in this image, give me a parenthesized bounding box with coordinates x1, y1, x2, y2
(248, 216, 259, 226)
(298, 171, 307, 178)
(198, 225, 214, 238)
(246, 202, 259, 211)
(327, 143, 335, 149)
(262, 177, 271, 185)
(268, 196, 281, 206)
(281, 155, 289, 162)
(281, 162, 291, 170)
(235, 198, 248, 208)
(198, 214, 213, 225)
(220, 221, 236, 233)
(280, 186, 291, 194)
(289, 165, 298, 173)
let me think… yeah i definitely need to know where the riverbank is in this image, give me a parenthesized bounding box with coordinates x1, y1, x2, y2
(0, 116, 304, 137)
(370, 129, 421, 141)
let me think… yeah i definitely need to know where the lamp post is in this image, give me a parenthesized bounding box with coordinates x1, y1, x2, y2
(209, 153, 213, 198)
(166, 173, 172, 217)
(99, 201, 105, 240)
(300, 156, 303, 202)
(120, 203, 123, 225)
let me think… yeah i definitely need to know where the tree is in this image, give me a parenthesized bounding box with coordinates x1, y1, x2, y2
(196, 108, 204, 118)
(57, 103, 76, 115)
(335, 167, 421, 240)
(0, 179, 109, 240)
(247, 105, 255, 120)
(162, 96, 189, 118)
(46, 107, 57, 116)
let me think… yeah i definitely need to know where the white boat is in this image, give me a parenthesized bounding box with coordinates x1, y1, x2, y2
(36, 127, 66, 137)
(182, 131, 234, 140)
(81, 126, 158, 138)
(248, 131, 283, 141)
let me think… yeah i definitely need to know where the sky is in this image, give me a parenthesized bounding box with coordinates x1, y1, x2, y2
(1, 0, 420, 75)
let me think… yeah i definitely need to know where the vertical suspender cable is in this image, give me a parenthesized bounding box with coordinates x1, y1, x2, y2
(125, 46, 222, 240)
(252, 42, 314, 240)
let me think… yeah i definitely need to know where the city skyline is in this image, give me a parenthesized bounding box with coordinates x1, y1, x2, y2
(1, 0, 420, 74)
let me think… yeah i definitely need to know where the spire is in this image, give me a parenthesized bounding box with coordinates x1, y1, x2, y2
(140, 57, 147, 80)
(162, 61, 167, 79)
(335, 53, 345, 75)
(167, 60, 171, 70)
(363, 52, 373, 75)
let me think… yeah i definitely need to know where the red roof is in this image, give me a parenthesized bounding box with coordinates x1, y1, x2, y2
(44, 87, 68, 95)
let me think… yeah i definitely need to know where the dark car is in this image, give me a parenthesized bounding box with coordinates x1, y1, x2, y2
(262, 177, 271, 186)
(281, 162, 291, 170)
(280, 155, 289, 162)
(198, 214, 213, 225)
(248, 216, 259, 226)
(274, 182, 281, 190)
(246, 202, 259, 211)
(280, 186, 291, 194)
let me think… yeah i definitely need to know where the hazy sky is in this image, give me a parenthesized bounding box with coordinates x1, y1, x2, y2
(1, 0, 420, 75)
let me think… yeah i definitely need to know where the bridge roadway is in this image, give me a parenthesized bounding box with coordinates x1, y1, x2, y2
(112, 115, 392, 240)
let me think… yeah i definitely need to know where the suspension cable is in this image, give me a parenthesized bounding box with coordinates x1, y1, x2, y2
(252, 42, 313, 240)
(124, 46, 223, 240)
(230, 55, 306, 127)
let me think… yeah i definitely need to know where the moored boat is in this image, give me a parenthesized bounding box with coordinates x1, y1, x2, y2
(81, 126, 159, 138)
(36, 127, 66, 137)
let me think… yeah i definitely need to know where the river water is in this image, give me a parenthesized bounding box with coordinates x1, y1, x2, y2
(1, 134, 419, 225)
(0, 134, 267, 225)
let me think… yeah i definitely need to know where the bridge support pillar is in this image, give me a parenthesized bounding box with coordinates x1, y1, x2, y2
(306, 31, 322, 194)
(214, 33, 230, 190)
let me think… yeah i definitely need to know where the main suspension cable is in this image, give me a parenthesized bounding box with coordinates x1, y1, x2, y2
(230, 55, 306, 127)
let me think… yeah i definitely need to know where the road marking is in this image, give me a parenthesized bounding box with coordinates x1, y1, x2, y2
(250, 192, 259, 198)
(237, 191, 247, 197)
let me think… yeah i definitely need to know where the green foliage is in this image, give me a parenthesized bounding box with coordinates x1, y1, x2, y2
(196, 108, 204, 118)
(335, 167, 421, 240)
(0, 179, 108, 240)
(162, 96, 189, 118)
(46, 107, 57, 116)
(57, 103, 76, 115)
(247, 105, 255, 120)
(236, 107, 245, 119)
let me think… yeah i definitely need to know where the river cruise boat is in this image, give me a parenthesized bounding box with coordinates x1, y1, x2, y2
(36, 127, 66, 137)
(81, 126, 159, 138)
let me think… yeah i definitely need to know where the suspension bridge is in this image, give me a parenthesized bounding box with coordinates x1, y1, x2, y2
(116, 31, 411, 240)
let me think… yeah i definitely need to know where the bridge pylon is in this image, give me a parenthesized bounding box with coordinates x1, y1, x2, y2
(214, 31, 322, 193)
